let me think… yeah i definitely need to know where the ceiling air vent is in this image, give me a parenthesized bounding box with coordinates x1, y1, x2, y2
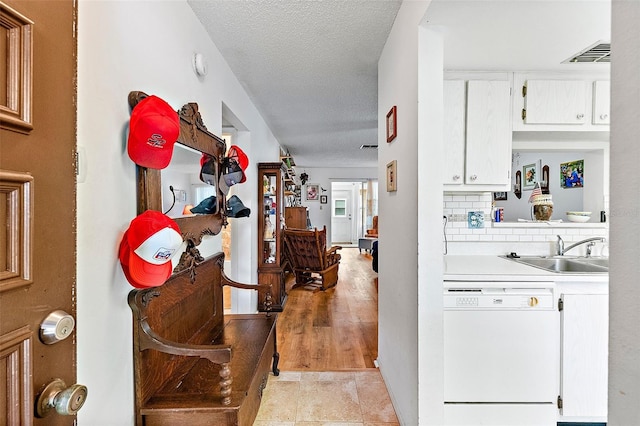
(563, 41, 610, 64)
(359, 144, 378, 150)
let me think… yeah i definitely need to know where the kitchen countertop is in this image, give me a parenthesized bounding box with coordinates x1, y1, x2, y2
(443, 255, 608, 283)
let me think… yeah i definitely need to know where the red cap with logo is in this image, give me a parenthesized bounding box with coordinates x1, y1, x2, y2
(118, 210, 183, 288)
(127, 95, 180, 169)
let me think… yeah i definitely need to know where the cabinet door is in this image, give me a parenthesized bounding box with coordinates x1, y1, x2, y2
(592, 80, 610, 125)
(560, 293, 608, 417)
(465, 80, 511, 185)
(443, 80, 466, 185)
(524, 80, 587, 124)
(260, 169, 282, 265)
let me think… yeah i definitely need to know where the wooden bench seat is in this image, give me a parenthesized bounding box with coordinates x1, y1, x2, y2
(128, 253, 279, 426)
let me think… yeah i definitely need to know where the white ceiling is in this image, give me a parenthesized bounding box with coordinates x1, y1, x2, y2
(188, 0, 611, 169)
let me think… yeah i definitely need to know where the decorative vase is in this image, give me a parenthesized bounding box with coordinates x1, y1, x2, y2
(530, 193, 553, 221)
(532, 204, 553, 221)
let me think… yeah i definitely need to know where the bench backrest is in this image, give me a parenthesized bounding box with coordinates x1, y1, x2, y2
(128, 252, 225, 405)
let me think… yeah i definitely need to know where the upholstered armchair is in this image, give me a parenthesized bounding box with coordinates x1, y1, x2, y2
(365, 215, 378, 238)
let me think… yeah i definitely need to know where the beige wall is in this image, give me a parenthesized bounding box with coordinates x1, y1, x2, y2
(609, 0, 640, 422)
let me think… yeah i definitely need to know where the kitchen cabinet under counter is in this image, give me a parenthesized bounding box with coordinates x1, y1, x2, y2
(443, 255, 608, 424)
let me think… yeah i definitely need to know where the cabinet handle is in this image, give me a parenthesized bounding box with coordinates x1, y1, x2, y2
(576, 113, 584, 120)
(469, 175, 477, 181)
(600, 113, 608, 120)
(452, 175, 460, 181)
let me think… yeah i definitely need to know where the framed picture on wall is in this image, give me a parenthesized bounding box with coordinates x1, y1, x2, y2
(386, 106, 397, 142)
(320, 195, 328, 204)
(560, 159, 584, 188)
(386, 160, 397, 192)
(523, 163, 538, 190)
(306, 184, 319, 201)
(493, 192, 507, 201)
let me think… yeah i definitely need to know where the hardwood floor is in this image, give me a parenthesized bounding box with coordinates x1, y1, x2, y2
(276, 247, 378, 370)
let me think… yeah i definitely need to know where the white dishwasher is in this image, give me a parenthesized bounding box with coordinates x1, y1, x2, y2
(443, 285, 558, 426)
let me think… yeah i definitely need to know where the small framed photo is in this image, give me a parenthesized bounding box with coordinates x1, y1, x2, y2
(493, 191, 507, 201)
(386, 160, 397, 192)
(306, 184, 319, 201)
(560, 159, 584, 188)
(523, 163, 538, 190)
(386, 106, 397, 142)
(320, 195, 328, 204)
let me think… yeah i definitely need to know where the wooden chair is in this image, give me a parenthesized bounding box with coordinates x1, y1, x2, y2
(365, 215, 378, 238)
(283, 226, 342, 290)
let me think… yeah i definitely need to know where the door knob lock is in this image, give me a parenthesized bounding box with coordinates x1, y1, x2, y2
(40, 310, 75, 344)
(36, 378, 88, 417)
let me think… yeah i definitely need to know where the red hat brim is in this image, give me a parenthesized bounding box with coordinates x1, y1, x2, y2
(118, 230, 171, 288)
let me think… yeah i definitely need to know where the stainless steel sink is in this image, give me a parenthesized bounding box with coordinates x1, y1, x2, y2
(574, 257, 609, 268)
(502, 255, 608, 274)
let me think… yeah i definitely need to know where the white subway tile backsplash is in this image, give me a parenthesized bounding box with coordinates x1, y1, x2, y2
(442, 191, 609, 255)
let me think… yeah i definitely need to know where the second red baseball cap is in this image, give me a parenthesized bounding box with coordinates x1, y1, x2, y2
(118, 210, 183, 288)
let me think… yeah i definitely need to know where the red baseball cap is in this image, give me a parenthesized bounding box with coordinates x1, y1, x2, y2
(227, 145, 249, 183)
(127, 95, 180, 169)
(118, 210, 183, 288)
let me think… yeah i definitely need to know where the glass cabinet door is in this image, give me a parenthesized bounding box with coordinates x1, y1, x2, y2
(261, 171, 279, 264)
(257, 162, 287, 312)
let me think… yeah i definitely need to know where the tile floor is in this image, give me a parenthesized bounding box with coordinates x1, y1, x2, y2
(254, 370, 399, 426)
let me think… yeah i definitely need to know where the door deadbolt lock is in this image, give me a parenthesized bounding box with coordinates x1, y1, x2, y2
(40, 310, 75, 344)
(36, 378, 88, 417)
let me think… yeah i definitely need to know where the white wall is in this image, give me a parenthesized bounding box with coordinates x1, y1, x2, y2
(609, 0, 640, 422)
(502, 152, 587, 221)
(76, 1, 280, 424)
(378, 1, 433, 425)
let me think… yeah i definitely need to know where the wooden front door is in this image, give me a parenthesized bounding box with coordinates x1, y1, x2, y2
(1, 1, 80, 424)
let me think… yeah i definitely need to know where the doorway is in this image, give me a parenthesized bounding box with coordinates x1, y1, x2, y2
(330, 180, 378, 245)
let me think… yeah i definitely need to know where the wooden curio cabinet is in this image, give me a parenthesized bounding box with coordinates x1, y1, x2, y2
(257, 162, 287, 311)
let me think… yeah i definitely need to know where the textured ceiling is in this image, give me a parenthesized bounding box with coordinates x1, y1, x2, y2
(188, 0, 610, 169)
(188, 0, 402, 168)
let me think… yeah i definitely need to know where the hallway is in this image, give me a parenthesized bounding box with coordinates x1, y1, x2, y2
(255, 247, 398, 425)
(277, 247, 378, 370)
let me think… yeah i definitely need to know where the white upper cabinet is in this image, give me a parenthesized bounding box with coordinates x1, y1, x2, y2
(523, 80, 587, 124)
(443, 79, 511, 190)
(513, 72, 609, 132)
(592, 80, 610, 125)
(443, 80, 466, 185)
(464, 80, 512, 186)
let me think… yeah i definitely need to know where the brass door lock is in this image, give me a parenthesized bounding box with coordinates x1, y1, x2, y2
(36, 378, 88, 417)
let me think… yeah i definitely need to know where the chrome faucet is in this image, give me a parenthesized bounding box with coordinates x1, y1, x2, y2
(556, 235, 606, 256)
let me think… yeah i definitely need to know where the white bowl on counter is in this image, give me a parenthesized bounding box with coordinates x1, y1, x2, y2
(566, 211, 592, 223)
